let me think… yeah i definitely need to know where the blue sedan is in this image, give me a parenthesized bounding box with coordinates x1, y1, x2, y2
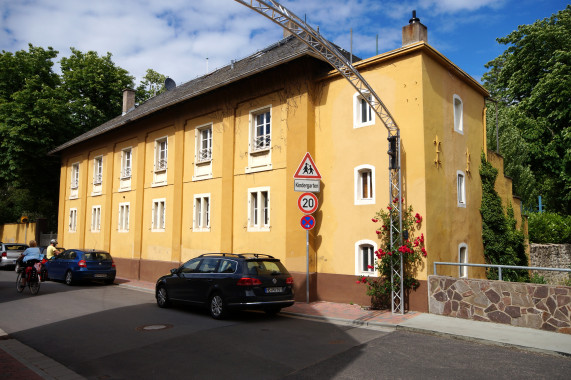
(45, 249, 116, 285)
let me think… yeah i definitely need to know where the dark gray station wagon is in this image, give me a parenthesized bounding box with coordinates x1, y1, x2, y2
(155, 253, 295, 319)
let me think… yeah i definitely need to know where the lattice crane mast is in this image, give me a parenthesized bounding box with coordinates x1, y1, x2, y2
(233, 0, 405, 314)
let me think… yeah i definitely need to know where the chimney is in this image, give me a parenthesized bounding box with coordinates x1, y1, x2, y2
(402, 10, 427, 46)
(122, 88, 136, 115)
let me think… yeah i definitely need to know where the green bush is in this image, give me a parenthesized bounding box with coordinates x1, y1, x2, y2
(528, 212, 571, 244)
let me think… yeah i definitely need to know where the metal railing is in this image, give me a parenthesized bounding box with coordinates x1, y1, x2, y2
(434, 262, 571, 281)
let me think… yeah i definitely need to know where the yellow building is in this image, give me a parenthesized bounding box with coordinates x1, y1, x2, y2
(51, 18, 509, 311)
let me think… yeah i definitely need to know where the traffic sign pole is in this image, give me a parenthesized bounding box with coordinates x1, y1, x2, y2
(306, 229, 309, 303)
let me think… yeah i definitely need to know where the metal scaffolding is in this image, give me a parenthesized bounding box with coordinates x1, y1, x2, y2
(233, 0, 404, 314)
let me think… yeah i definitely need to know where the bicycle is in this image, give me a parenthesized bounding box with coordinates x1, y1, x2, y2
(16, 261, 43, 295)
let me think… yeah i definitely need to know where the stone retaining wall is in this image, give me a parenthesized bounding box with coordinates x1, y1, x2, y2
(530, 244, 571, 284)
(428, 275, 571, 334)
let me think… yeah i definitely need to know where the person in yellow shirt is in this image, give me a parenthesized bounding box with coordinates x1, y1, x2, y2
(46, 239, 61, 259)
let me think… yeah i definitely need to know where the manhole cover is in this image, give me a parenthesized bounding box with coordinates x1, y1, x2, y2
(136, 324, 173, 332)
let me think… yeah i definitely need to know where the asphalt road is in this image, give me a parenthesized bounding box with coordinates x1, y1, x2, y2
(1, 269, 569, 379)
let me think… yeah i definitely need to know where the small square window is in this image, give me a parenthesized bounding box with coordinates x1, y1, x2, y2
(71, 163, 79, 189)
(152, 198, 166, 231)
(197, 127, 212, 163)
(121, 148, 132, 179)
(118, 203, 130, 232)
(193, 194, 210, 231)
(248, 187, 270, 231)
(155, 138, 168, 172)
(69, 208, 77, 232)
(252, 110, 271, 152)
(91, 206, 101, 232)
(93, 157, 103, 185)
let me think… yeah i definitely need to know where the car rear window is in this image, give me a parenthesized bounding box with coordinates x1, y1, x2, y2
(5, 245, 28, 250)
(85, 252, 112, 261)
(246, 260, 288, 276)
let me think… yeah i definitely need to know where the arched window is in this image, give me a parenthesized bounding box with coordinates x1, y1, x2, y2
(457, 170, 466, 207)
(453, 94, 463, 134)
(353, 92, 375, 128)
(355, 240, 378, 276)
(354, 165, 375, 205)
(458, 244, 468, 278)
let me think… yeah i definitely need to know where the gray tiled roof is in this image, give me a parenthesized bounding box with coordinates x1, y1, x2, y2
(50, 36, 357, 155)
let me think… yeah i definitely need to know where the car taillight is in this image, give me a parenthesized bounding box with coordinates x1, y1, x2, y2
(286, 277, 294, 285)
(78, 260, 87, 268)
(237, 277, 262, 286)
(111, 260, 116, 268)
(1, 252, 6, 257)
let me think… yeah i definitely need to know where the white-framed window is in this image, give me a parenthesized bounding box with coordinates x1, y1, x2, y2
(154, 137, 168, 172)
(121, 148, 132, 179)
(251, 108, 271, 152)
(69, 208, 77, 232)
(197, 125, 212, 163)
(193, 194, 211, 231)
(71, 162, 79, 189)
(93, 156, 103, 185)
(353, 91, 375, 128)
(248, 187, 270, 231)
(453, 94, 463, 134)
(459, 243, 468, 278)
(118, 202, 130, 232)
(355, 240, 378, 276)
(457, 170, 466, 207)
(91, 205, 101, 232)
(152, 198, 166, 231)
(354, 165, 375, 205)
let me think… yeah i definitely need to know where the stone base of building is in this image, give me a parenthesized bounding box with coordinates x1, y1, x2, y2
(114, 258, 428, 312)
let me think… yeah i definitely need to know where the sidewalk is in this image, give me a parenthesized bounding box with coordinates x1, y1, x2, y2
(2, 278, 570, 379)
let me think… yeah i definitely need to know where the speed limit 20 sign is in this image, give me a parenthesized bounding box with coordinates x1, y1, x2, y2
(298, 192, 318, 214)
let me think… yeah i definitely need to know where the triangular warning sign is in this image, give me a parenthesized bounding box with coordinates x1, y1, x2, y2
(294, 152, 321, 179)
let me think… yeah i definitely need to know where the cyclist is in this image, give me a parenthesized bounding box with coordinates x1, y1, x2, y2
(19, 240, 44, 285)
(46, 239, 61, 259)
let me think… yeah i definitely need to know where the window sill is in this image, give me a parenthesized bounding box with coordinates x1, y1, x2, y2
(118, 187, 131, 193)
(151, 182, 167, 188)
(457, 203, 467, 208)
(151, 229, 166, 232)
(247, 226, 270, 232)
(353, 121, 375, 129)
(245, 163, 272, 174)
(355, 198, 375, 205)
(193, 227, 211, 232)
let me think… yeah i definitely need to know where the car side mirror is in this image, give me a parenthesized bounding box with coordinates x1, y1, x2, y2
(170, 268, 178, 275)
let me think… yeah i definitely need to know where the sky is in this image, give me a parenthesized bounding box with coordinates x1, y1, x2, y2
(0, 0, 568, 87)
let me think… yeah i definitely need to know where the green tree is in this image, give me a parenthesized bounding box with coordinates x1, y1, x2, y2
(60, 48, 134, 134)
(136, 69, 167, 102)
(483, 6, 570, 214)
(0, 45, 66, 224)
(480, 153, 528, 282)
(0, 45, 144, 226)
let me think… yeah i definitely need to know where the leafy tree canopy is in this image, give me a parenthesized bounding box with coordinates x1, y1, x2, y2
(0, 44, 164, 226)
(483, 5, 570, 214)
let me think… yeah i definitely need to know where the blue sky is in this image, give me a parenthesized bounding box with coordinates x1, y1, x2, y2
(0, 0, 568, 86)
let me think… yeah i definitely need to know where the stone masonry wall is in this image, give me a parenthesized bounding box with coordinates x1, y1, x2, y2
(529, 244, 571, 284)
(428, 275, 571, 334)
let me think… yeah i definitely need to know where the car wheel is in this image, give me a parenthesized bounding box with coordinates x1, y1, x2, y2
(209, 293, 227, 320)
(156, 286, 170, 308)
(65, 270, 74, 286)
(265, 307, 282, 317)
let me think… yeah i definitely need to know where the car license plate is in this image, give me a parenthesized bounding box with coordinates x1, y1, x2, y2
(94, 274, 107, 278)
(265, 287, 283, 293)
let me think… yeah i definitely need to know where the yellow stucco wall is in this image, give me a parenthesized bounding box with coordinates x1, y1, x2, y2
(1, 223, 37, 244)
(54, 43, 496, 287)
